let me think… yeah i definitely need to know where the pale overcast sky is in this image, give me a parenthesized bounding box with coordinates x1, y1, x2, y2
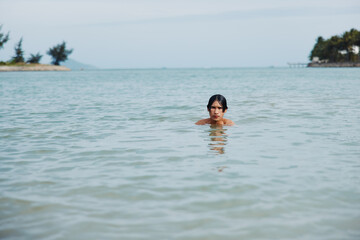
(0, 0, 359, 68)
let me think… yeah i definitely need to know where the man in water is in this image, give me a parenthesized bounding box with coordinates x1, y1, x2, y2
(195, 94, 234, 126)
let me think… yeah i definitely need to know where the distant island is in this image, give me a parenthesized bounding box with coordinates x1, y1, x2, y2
(63, 59, 97, 70)
(0, 63, 70, 72)
(0, 25, 74, 71)
(0, 58, 97, 72)
(308, 62, 360, 67)
(308, 28, 360, 67)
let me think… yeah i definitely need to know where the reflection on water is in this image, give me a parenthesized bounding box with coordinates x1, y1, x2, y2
(208, 125, 228, 154)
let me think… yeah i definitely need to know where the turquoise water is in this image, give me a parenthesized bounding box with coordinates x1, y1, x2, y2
(1, 68, 359, 239)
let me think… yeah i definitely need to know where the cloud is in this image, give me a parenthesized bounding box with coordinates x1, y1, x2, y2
(84, 5, 360, 27)
(1, 0, 359, 27)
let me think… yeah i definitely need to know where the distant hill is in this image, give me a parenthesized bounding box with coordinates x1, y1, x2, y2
(62, 59, 97, 70)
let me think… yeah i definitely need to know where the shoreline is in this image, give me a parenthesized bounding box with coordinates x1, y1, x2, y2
(308, 62, 360, 67)
(0, 64, 70, 72)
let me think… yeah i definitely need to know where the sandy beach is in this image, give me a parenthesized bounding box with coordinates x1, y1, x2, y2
(0, 64, 70, 72)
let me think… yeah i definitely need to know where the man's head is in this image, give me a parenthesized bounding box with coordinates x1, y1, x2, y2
(207, 94, 228, 122)
(207, 94, 228, 112)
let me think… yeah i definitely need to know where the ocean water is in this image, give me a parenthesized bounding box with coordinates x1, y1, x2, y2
(0, 68, 359, 240)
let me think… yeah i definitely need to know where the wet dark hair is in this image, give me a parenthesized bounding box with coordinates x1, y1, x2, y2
(207, 94, 228, 112)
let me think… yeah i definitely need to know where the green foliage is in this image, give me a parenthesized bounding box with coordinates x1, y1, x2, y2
(1, 25, 74, 66)
(27, 52, 43, 63)
(0, 25, 10, 51)
(47, 41, 73, 65)
(0, 25, 9, 57)
(11, 38, 25, 63)
(309, 37, 326, 60)
(309, 28, 360, 62)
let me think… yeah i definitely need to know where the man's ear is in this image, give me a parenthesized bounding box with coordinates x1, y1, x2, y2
(224, 109, 227, 113)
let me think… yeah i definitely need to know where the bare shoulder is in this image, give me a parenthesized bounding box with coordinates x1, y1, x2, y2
(195, 118, 210, 125)
(224, 119, 235, 126)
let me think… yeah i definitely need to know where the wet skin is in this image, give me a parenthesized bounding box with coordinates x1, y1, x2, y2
(195, 100, 234, 126)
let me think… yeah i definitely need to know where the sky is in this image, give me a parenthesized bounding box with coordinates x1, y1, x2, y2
(0, 0, 359, 68)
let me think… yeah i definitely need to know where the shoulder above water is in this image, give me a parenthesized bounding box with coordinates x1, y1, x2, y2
(195, 118, 234, 126)
(195, 119, 210, 125)
(223, 119, 235, 126)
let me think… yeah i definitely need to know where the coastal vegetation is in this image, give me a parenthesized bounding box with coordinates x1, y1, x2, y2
(0, 25, 10, 51)
(309, 28, 360, 63)
(0, 24, 73, 69)
(27, 53, 43, 64)
(10, 38, 25, 63)
(47, 42, 73, 65)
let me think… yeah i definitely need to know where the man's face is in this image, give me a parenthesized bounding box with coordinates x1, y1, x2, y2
(208, 100, 226, 122)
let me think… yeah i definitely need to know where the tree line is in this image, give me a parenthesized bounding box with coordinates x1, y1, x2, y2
(309, 28, 360, 63)
(0, 25, 73, 66)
